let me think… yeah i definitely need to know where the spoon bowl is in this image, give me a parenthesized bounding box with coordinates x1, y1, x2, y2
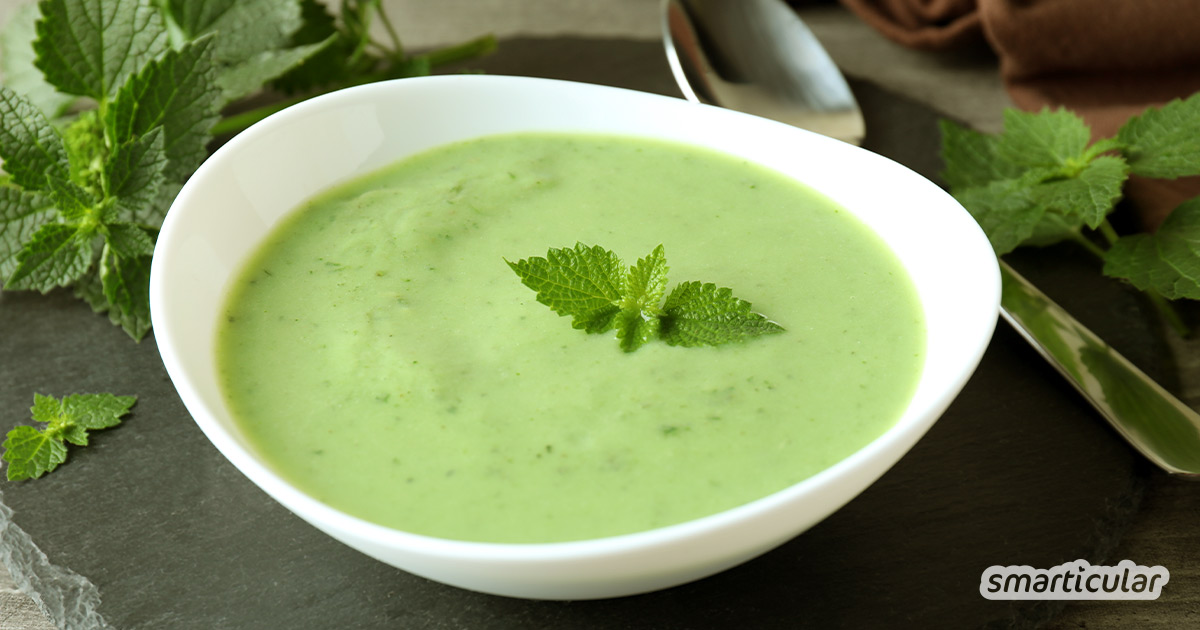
(663, 0, 865, 144)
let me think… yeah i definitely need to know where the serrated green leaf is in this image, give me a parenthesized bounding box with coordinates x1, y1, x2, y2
(0, 186, 56, 282)
(506, 242, 625, 333)
(29, 392, 62, 424)
(103, 224, 155, 259)
(215, 38, 334, 104)
(72, 261, 108, 312)
(0, 86, 70, 191)
(100, 247, 152, 340)
(1104, 197, 1200, 299)
(2, 425, 67, 480)
(660, 281, 784, 348)
(1024, 211, 1086, 248)
(105, 36, 220, 195)
(4, 392, 136, 479)
(1031, 155, 1128, 228)
(4, 222, 93, 292)
(1117, 95, 1200, 178)
(32, 0, 168, 99)
(46, 176, 96, 221)
(939, 119, 1022, 190)
(952, 177, 1043, 255)
(622, 244, 668, 315)
(60, 393, 137, 430)
(169, 0, 303, 61)
(0, 3, 75, 117)
(615, 309, 659, 353)
(104, 127, 166, 220)
(271, 0, 351, 94)
(996, 107, 1092, 169)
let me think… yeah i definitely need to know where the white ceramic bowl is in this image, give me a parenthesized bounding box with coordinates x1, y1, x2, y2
(150, 75, 999, 600)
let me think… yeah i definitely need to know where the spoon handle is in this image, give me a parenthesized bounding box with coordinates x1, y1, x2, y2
(999, 260, 1200, 478)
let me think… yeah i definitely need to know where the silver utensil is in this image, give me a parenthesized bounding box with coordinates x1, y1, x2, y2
(661, 0, 1200, 477)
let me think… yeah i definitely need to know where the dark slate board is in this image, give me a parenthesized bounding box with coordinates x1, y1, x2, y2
(0, 37, 1163, 629)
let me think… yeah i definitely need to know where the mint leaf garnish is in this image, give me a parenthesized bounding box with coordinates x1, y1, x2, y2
(506, 242, 624, 334)
(3, 393, 136, 480)
(1117, 96, 1200, 179)
(508, 243, 784, 352)
(33, 0, 169, 100)
(0, 86, 69, 191)
(660, 281, 785, 347)
(1104, 197, 1200, 300)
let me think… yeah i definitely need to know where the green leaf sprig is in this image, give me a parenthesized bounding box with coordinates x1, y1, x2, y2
(0, 0, 495, 340)
(506, 243, 785, 352)
(940, 93, 1200, 336)
(2, 393, 136, 480)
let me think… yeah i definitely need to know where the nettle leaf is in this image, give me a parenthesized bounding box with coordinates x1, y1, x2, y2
(952, 177, 1043, 255)
(939, 119, 1022, 190)
(170, 0, 302, 60)
(272, 0, 352, 94)
(167, 0, 316, 104)
(46, 176, 96, 222)
(2, 425, 67, 481)
(104, 224, 155, 259)
(622, 244, 668, 314)
(660, 281, 784, 348)
(1024, 211, 1086, 248)
(215, 38, 334, 104)
(506, 242, 624, 333)
(1104, 197, 1200, 300)
(3, 393, 136, 480)
(100, 247, 152, 340)
(615, 309, 660, 353)
(996, 107, 1092, 169)
(60, 393, 136, 430)
(0, 186, 55, 282)
(1031, 155, 1129, 229)
(0, 86, 70, 191)
(5, 223, 94, 292)
(0, 3, 75, 117)
(104, 127, 167, 221)
(106, 37, 220, 201)
(33, 0, 169, 100)
(1117, 95, 1200, 178)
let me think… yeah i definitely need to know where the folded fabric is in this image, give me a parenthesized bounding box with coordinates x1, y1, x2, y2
(839, 0, 1200, 230)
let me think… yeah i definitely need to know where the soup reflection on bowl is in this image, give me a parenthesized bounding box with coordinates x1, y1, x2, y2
(150, 75, 999, 600)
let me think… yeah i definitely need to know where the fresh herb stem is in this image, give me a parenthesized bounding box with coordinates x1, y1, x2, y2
(211, 95, 308, 137)
(1097, 219, 1121, 248)
(1068, 232, 1108, 260)
(418, 34, 498, 68)
(1147, 289, 1192, 338)
(376, 6, 406, 58)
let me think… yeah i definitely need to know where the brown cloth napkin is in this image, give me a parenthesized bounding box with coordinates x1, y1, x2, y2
(839, 0, 1200, 230)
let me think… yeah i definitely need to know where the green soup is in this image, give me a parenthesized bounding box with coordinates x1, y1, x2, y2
(216, 133, 924, 543)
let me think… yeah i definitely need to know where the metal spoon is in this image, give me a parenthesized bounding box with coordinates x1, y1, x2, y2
(661, 0, 1200, 477)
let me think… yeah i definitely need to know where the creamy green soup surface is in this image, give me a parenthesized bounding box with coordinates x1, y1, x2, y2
(216, 133, 924, 543)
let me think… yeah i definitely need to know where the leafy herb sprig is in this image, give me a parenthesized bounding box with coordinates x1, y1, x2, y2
(940, 93, 1200, 335)
(2, 393, 136, 480)
(507, 243, 785, 352)
(0, 0, 494, 341)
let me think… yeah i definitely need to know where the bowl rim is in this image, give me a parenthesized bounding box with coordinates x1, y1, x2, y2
(151, 74, 1000, 563)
